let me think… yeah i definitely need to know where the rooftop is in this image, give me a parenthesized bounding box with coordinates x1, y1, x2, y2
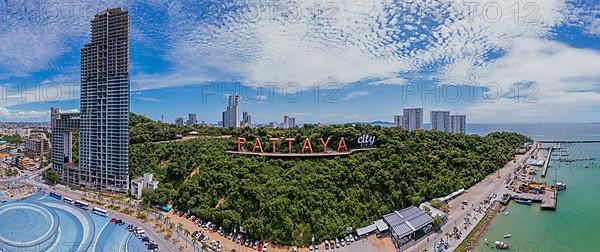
(383, 206, 433, 238)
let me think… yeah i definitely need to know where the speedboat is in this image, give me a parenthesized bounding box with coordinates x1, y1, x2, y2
(556, 182, 567, 191)
(503, 234, 512, 238)
(495, 241, 510, 249)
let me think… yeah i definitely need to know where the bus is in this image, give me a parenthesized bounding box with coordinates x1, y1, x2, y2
(74, 200, 89, 210)
(92, 207, 109, 217)
(63, 197, 74, 204)
(49, 192, 62, 200)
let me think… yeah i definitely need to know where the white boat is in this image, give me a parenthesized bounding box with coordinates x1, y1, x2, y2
(495, 241, 510, 249)
(503, 234, 512, 238)
(504, 211, 509, 216)
(556, 182, 567, 191)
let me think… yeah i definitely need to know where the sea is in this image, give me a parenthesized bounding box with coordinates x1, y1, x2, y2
(469, 123, 600, 252)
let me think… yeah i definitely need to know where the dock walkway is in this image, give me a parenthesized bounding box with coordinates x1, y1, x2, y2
(510, 191, 557, 210)
(541, 147, 553, 177)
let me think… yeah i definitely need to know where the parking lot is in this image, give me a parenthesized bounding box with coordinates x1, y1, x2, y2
(168, 210, 395, 252)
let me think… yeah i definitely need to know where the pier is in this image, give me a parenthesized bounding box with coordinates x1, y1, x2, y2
(510, 191, 557, 210)
(539, 140, 600, 143)
(541, 147, 553, 177)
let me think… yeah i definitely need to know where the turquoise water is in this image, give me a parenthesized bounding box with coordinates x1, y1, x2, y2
(0, 193, 148, 252)
(476, 143, 600, 252)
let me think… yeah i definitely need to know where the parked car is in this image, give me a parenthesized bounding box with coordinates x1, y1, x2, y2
(253, 240, 260, 249)
(258, 241, 264, 251)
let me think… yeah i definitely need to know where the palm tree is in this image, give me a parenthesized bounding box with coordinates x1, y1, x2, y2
(176, 223, 183, 240)
(184, 229, 191, 248)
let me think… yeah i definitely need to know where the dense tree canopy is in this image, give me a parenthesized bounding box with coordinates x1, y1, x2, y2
(130, 114, 529, 245)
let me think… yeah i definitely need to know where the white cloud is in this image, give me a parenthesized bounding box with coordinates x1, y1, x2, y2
(0, 107, 50, 120)
(341, 91, 370, 101)
(465, 39, 600, 122)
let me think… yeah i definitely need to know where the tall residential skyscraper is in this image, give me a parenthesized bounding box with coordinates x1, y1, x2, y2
(430, 111, 450, 132)
(222, 94, 240, 128)
(187, 113, 197, 125)
(288, 117, 296, 128)
(394, 115, 403, 128)
(79, 8, 130, 192)
(450, 114, 467, 134)
(402, 108, 423, 131)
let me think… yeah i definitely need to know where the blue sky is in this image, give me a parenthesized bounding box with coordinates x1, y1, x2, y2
(0, 0, 599, 123)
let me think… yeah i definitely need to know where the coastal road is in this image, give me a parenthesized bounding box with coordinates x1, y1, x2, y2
(406, 145, 536, 252)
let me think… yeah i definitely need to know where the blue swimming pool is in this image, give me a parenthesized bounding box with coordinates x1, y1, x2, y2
(0, 192, 149, 252)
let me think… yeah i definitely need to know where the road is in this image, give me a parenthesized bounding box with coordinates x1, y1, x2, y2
(406, 145, 536, 252)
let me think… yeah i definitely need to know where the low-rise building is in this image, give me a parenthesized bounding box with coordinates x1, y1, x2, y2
(16, 155, 34, 170)
(25, 133, 50, 159)
(131, 173, 160, 200)
(382, 206, 433, 248)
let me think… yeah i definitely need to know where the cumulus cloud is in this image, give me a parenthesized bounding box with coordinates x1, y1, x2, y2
(465, 38, 600, 122)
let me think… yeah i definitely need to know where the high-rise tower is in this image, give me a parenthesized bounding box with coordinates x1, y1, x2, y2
(79, 8, 130, 192)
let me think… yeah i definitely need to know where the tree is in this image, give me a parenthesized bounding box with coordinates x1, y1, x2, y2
(43, 170, 59, 184)
(432, 215, 443, 229)
(127, 114, 530, 245)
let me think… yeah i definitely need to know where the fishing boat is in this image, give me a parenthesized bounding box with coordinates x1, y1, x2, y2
(556, 182, 567, 191)
(495, 241, 510, 249)
(503, 234, 512, 238)
(514, 199, 532, 205)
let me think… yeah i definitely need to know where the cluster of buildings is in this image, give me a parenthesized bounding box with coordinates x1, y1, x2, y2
(0, 130, 50, 171)
(394, 108, 466, 134)
(266, 115, 297, 129)
(175, 113, 208, 126)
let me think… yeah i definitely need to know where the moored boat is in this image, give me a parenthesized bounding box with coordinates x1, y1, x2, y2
(556, 182, 567, 191)
(495, 241, 510, 249)
(514, 199, 532, 205)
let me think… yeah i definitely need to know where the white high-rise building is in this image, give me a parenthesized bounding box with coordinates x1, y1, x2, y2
(450, 114, 467, 134)
(222, 94, 240, 128)
(394, 115, 403, 128)
(430, 111, 450, 132)
(402, 108, 423, 131)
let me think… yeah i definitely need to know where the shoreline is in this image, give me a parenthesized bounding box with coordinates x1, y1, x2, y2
(451, 143, 539, 252)
(406, 142, 538, 252)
